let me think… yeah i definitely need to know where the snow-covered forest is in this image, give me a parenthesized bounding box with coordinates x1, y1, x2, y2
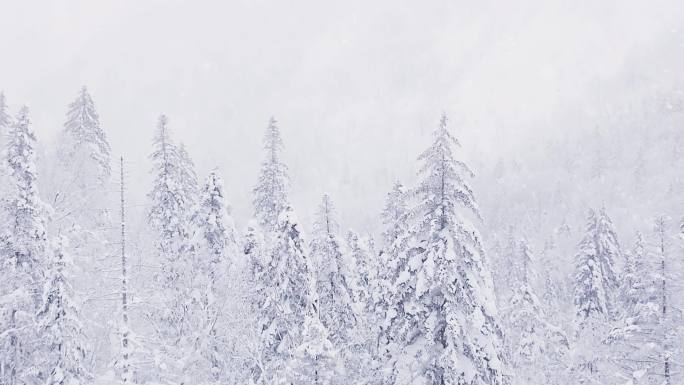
(1, 1, 684, 385)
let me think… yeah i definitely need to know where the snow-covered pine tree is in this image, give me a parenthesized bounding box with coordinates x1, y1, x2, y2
(0, 92, 9, 136)
(254, 208, 312, 384)
(178, 144, 199, 210)
(573, 207, 620, 321)
(609, 229, 662, 384)
(49, 86, 115, 377)
(572, 207, 620, 381)
(253, 117, 289, 234)
(504, 240, 569, 385)
(310, 194, 356, 346)
(189, 170, 240, 383)
(347, 230, 377, 313)
(193, 171, 238, 284)
(0, 106, 50, 385)
(346, 229, 384, 385)
(36, 235, 91, 385)
(618, 231, 658, 324)
(376, 181, 409, 352)
(60, 86, 111, 186)
(0, 92, 10, 162)
(379, 181, 409, 278)
(287, 313, 339, 385)
(385, 113, 508, 385)
(146, 114, 199, 383)
(148, 114, 193, 288)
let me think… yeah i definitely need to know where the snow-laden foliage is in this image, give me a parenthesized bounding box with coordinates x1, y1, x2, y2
(0, 92, 9, 135)
(310, 194, 356, 345)
(503, 241, 569, 385)
(36, 236, 91, 385)
(286, 314, 340, 385)
(148, 114, 196, 286)
(251, 208, 313, 384)
(60, 86, 111, 187)
(573, 207, 620, 321)
(253, 117, 289, 234)
(384, 114, 508, 385)
(0, 106, 50, 385)
(1, 84, 683, 385)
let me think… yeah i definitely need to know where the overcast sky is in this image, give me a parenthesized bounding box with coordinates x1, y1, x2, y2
(1, 0, 683, 232)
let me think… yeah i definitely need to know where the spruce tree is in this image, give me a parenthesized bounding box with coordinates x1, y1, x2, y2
(505, 240, 568, 385)
(0, 92, 9, 133)
(36, 236, 91, 385)
(60, 86, 111, 186)
(385, 113, 507, 385)
(573, 207, 620, 321)
(254, 208, 312, 384)
(572, 207, 620, 381)
(190, 171, 240, 383)
(253, 117, 289, 234)
(147, 115, 199, 383)
(310, 194, 356, 345)
(0, 106, 49, 385)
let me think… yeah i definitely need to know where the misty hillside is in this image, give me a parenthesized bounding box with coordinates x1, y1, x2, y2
(1, 1, 683, 385)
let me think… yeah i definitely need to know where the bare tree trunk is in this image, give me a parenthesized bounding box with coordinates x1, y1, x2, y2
(120, 157, 133, 384)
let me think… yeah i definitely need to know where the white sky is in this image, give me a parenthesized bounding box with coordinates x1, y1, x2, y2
(1, 0, 683, 232)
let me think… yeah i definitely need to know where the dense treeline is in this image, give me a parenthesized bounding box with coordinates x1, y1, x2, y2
(0, 87, 681, 385)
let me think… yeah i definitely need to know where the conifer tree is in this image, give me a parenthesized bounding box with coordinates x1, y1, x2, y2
(0, 106, 49, 385)
(148, 114, 194, 286)
(287, 314, 339, 385)
(147, 115, 199, 383)
(60, 86, 111, 186)
(190, 171, 240, 383)
(194, 171, 238, 282)
(36, 236, 91, 385)
(505, 240, 568, 385)
(0, 92, 11, 161)
(254, 208, 312, 384)
(572, 207, 620, 381)
(573, 207, 620, 321)
(310, 194, 356, 345)
(253, 117, 289, 234)
(347, 230, 377, 312)
(385, 113, 508, 385)
(0, 92, 9, 134)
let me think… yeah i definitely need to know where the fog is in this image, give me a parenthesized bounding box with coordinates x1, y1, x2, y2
(2, 0, 683, 231)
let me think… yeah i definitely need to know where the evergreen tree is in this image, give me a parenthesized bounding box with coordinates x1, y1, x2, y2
(253, 117, 289, 233)
(609, 229, 662, 384)
(573, 207, 620, 321)
(347, 230, 377, 312)
(0, 92, 9, 135)
(36, 236, 91, 385)
(0, 92, 10, 160)
(572, 207, 620, 381)
(346, 229, 384, 385)
(147, 114, 199, 383)
(190, 171, 240, 383)
(50, 86, 114, 376)
(310, 194, 356, 346)
(148, 114, 194, 287)
(60, 86, 111, 186)
(0, 106, 49, 385)
(287, 314, 339, 385)
(385, 113, 508, 385)
(193, 171, 238, 282)
(504, 240, 569, 385)
(178, 144, 199, 210)
(254, 208, 312, 384)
